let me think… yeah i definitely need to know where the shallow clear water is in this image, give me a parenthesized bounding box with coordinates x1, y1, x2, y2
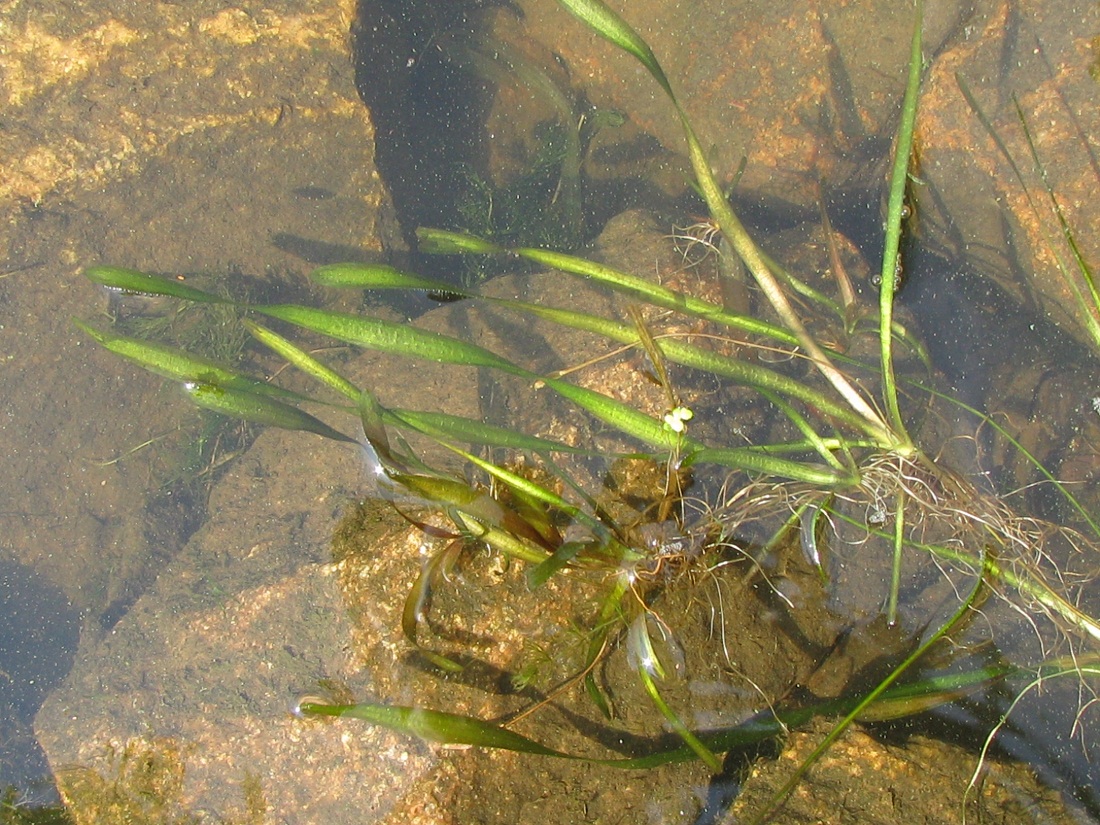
(2, 0, 1099, 822)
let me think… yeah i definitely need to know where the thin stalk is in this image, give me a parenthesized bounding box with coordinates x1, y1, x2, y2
(493, 296, 879, 439)
(887, 486, 906, 625)
(913, 381, 1100, 538)
(552, 0, 902, 448)
(638, 665, 723, 771)
(830, 506, 1100, 643)
(1011, 95, 1100, 349)
(681, 111, 898, 448)
(512, 245, 800, 346)
(449, 509, 550, 566)
(757, 388, 849, 472)
(748, 540, 985, 824)
(877, 0, 922, 442)
(956, 76, 1100, 351)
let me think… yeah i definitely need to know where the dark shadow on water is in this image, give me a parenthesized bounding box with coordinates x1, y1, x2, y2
(0, 558, 81, 807)
(352, 0, 496, 283)
(351, 0, 684, 288)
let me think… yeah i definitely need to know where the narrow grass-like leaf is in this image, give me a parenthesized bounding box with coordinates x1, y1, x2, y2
(830, 499, 1100, 642)
(401, 539, 466, 672)
(956, 75, 1100, 351)
(886, 486, 906, 626)
(416, 227, 507, 256)
(388, 467, 556, 562)
(310, 256, 860, 439)
(542, 375, 691, 453)
(637, 656, 723, 771)
(513, 245, 798, 345)
(358, 388, 415, 476)
(387, 409, 589, 455)
(255, 304, 520, 373)
(493, 297, 874, 440)
(243, 320, 361, 401)
(527, 540, 589, 588)
(454, 447, 582, 518)
(688, 447, 852, 487)
(300, 701, 570, 757)
(1011, 96, 1100, 348)
(75, 319, 315, 405)
(282, 297, 707, 457)
(256, 304, 725, 465)
(757, 388, 847, 471)
(876, 0, 922, 442)
(183, 382, 357, 443)
(797, 496, 829, 580)
(453, 445, 634, 567)
(297, 654, 1015, 769)
(915, 381, 1100, 538)
(445, 508, 553, 565)
(312, 263, 461, 295)
(552, 0, 900, 447)
(85, 266, 228, 304)
(748, 538, 984, 825)
(554, 0, 673, 98)
(410, 228, 802, 346)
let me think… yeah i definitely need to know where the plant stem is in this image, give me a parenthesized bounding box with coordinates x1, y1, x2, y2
(877, 0, 923, 443)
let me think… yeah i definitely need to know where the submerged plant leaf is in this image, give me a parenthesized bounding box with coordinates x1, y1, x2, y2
(244, 319, 361, 401)
(75, 318, 316, 405)
(553, 0, 900, 447)
(497, 296, 873, 440)
(387, 408, 588, 455)
(687, 447, 853, 487)
(85, 266, 228, 304)
(401, 538, 466, 672)
(183, 382, 357, 443)
(300, 700, 570, 757)
(358, 387, 410, 475)
(513, 245, 797, 344)
(554, 0, 672, 98)
(526, 540, 589, 589)
(416, 227, 506, 257)
(258, 302, 716, 467)
(874, 0, 923, 443)
(296, 658, 1015, 769)
(312, 263, 458, 295)
(255, 304, 519, 372)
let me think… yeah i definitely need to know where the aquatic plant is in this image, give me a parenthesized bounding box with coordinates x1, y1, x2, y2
(443, 37, 616, 284)
(76, 0, 1100, 819)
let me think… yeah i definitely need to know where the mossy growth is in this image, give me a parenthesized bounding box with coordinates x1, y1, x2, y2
(100, 271, 274, 504)
(54, 739, 266, 825)
(0, 787, 71, 825)
(441, 37, 625, 286)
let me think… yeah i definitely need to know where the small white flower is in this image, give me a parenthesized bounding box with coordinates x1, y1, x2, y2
(662, 405, 694, 433)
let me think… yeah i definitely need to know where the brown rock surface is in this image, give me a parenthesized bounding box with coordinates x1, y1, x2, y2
(0, 0, 389, 797)
(0, 0, 389, 621)
(914, 0, 1100, 349)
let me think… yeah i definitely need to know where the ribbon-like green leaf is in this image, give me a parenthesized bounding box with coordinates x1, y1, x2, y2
(416, 227, 506, 256)
(296, 658, 1013, 768)
(183, 382, 357, 443)
(243, 320, 361, 401)
(312, 263, 460, 295)
(388, 409, 587, 455)
(300, 701, 569, 757)
(85, 266, 227, 304)
(554, 0, 673, 98)
(255, 304, 519, 373)
(75, 319, 316, 405)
